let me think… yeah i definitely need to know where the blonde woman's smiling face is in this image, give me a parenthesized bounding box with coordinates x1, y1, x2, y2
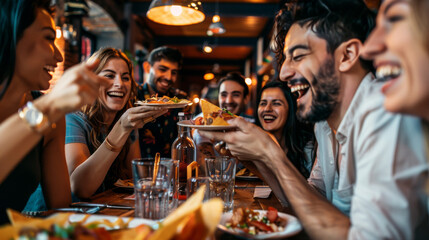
(98, 58, 132, 113)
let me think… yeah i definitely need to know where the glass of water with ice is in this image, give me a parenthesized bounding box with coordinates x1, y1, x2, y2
(132, 158, 175, 220)
(205, 156, 236, 212)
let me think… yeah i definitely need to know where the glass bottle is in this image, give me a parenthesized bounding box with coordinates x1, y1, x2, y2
(171, 112, 196, 201)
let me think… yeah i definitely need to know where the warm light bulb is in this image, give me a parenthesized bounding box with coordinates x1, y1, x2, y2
(263, 75, 270, 81)
(203, 45, 213, 53)
(245, 77, 252, 86)
(204, 72, 215, 80)
(193, 97, 200, 104)
(212, 15, 220, 23)
(56, 26, 62, 39)
(170, 5, 182, 16)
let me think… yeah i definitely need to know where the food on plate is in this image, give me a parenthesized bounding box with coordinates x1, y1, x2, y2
(196, 99, 236, 126)
(236, 168, 255, 177)
(2, 209, 137, 240)
(226, 207, 287, 235)
(0, 186, 223, 240)
(135, 95, 190, 105)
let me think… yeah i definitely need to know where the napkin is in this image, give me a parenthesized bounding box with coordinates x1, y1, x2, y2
(253, 186, 272, 198)
(124, 193, 135, 200)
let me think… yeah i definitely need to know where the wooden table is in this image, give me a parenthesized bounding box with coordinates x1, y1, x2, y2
(83, 179, 309, 239)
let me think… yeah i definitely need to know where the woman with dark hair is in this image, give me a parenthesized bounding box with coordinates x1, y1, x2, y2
(0, 0, 108, 223)
(66, 48, 167, 199)
(257, 81, 314, 178)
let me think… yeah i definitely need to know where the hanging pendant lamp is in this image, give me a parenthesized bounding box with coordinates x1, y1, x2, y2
(147, 0, 205, 26)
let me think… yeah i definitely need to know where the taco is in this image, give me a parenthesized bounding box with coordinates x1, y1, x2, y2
(200, 99, 236, 125)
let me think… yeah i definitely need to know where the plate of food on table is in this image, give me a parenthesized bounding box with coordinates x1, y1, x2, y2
(218, 207, 302, 239)
(0, 186, 223, 240)
(178, 99, 237, 131)
(135, 95, 191, 108)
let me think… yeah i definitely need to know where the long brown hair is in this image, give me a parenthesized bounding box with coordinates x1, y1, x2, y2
(82, 47, 137, 184)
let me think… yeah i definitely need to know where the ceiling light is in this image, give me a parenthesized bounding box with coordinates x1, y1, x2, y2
(204, 72, 215, 80)
(212, 15, 220, 23)
(208, 0, 225, 34)
(209, 21, 225, 34)
(203, 45, 213, 53)
(245, 77, 252, 86)
(147, 0, 205, 26)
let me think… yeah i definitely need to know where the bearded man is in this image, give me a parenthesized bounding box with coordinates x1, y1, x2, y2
(137, 46, 187, 158)
(199, 1, 428, 239)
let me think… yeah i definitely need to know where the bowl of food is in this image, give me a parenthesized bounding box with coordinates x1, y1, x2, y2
(218, 207, 302, 239)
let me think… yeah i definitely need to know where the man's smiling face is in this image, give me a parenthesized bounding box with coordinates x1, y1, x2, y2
(279, 23, 340, 123)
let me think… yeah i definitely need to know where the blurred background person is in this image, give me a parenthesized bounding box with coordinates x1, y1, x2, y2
(193, 72, 254, 173)
(65, 48, 167, 199)
(361, 0, 429, 204)
(0, 0, 108, 223)
(256, 81, 314, 178)
(218, 72, 254, 122)
(137, 46, 187, 158)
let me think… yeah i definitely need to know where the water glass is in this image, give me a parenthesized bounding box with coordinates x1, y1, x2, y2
(186, 176, 210, 200)
(132, 158, 175, 220)
(205, 156, 236, 212)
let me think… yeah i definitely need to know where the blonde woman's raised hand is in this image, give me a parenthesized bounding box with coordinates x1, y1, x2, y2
(119, 106, 168, 131)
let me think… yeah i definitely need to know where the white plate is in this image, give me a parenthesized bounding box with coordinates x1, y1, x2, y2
(68, 213, 158, 230)
(135, 101, 191, 109)
(218, 210, 302, 239)
(177, 120, 237, 131)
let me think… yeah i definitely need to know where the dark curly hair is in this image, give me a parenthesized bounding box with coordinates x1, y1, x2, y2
(147, 46, 183, 69)
(218, 71, 250, 98)
(273, 0, 375, 73)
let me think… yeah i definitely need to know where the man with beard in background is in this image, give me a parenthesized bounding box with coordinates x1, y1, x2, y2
(193, 72, 254, 171)
(137, 46, 188, 158)
(217, 72, 254, 122)
(199, 0, 428, 239)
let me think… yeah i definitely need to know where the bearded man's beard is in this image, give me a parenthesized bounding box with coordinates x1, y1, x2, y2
(297, 58, 340, 123)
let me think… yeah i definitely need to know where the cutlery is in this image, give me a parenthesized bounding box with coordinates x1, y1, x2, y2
(54, 206, 102, 214)
(71, 202, 134, 210)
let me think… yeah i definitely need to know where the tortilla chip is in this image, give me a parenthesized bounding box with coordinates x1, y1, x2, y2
(148, 185, 207, 240)
(198, 198, 223, 236)
(110, 224, 152, 240)
(200, 99, 232, 126)
(0, 225, 19, 239)
(7, 209, 31, 225)
(7, 209, 71, 231)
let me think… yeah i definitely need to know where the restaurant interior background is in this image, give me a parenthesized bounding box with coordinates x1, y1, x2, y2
(52, 0, 381, 116)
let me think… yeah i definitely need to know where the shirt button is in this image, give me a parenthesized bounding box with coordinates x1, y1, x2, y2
(330, 161, 334, 164)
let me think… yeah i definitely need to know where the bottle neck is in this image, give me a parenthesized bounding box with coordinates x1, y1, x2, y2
(178, 126, 190, 137)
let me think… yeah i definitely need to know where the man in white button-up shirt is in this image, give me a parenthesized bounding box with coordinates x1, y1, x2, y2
(199, 1, 428, 239)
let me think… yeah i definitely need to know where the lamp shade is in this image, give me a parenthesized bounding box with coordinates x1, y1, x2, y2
(208, 21, 226, 34)
(147, 0, 205, 26)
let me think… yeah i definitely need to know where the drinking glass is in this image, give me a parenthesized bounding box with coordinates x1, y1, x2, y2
(132, 158, 175, 220)
(205, 156, 236, 212)
(186, 176, 210, 200)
